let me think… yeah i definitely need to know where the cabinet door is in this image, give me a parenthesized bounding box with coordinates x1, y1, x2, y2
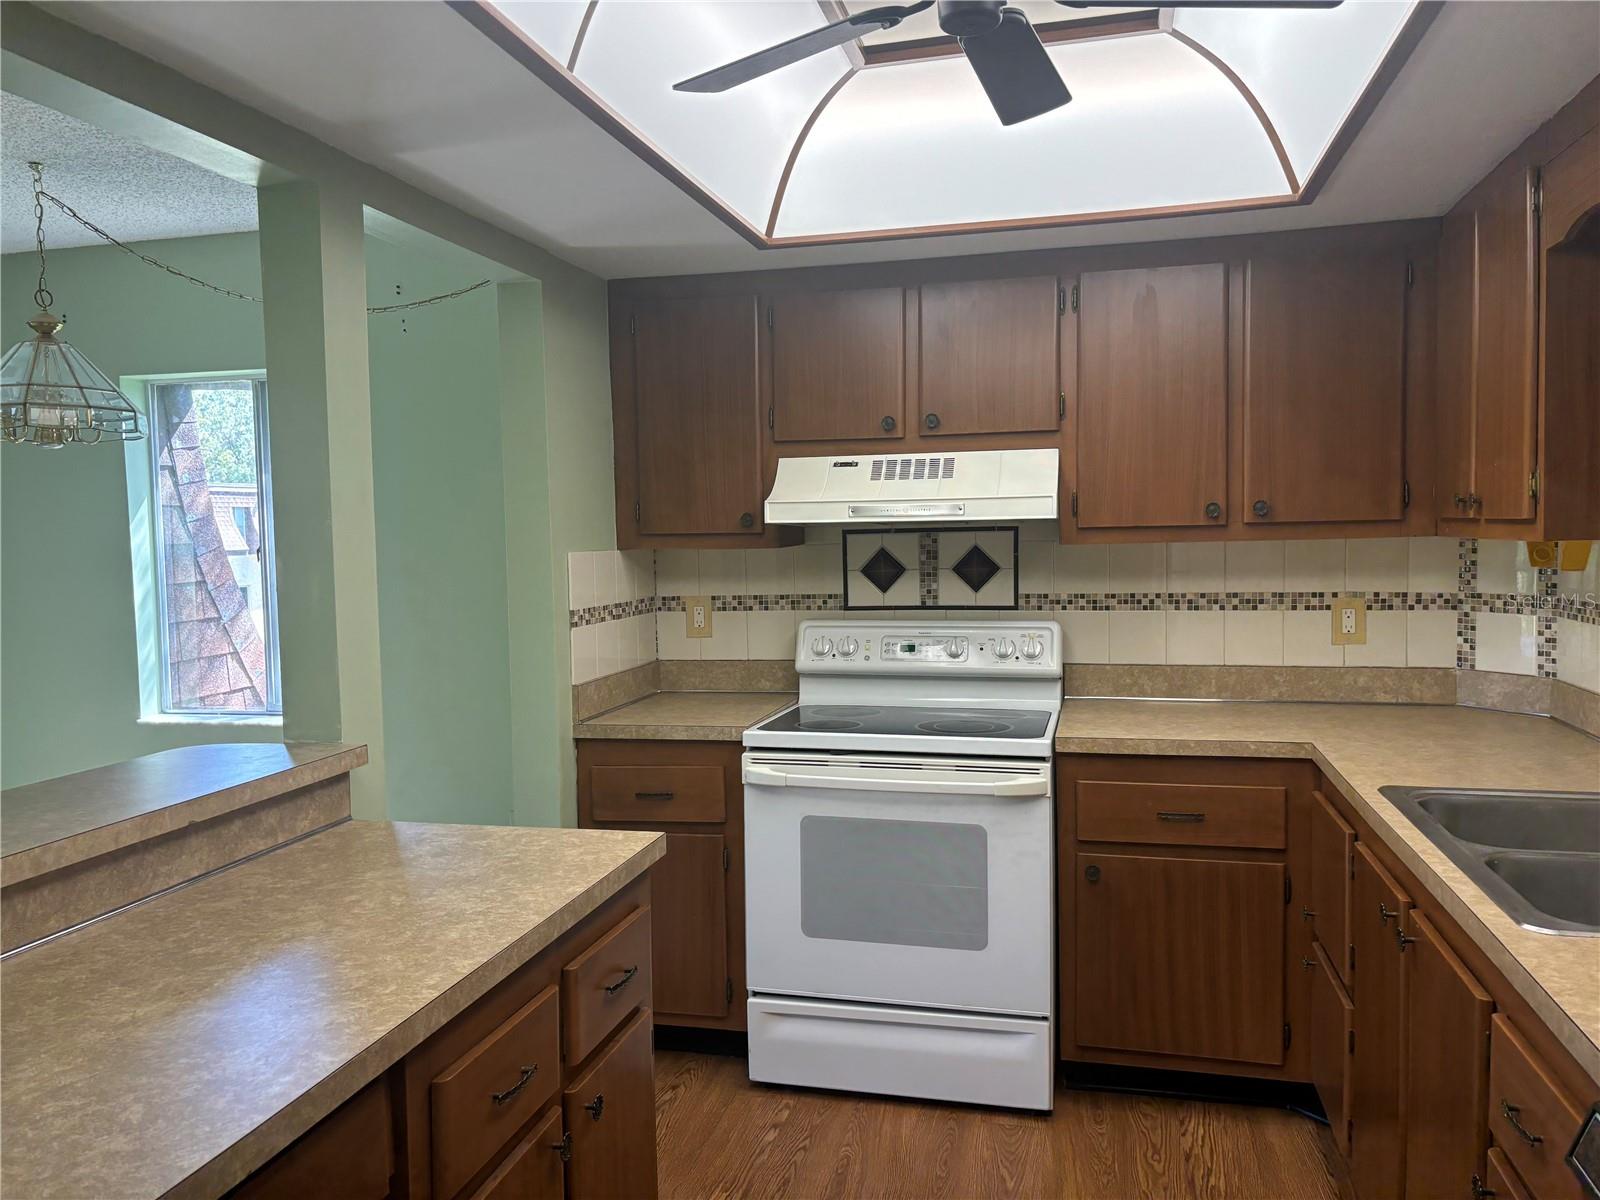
(652, 833, 729, 1021)
(1402, 911, 1492, 1200)
(1310, 940, 1354, 1157)
(770, 288, 906, 442)
(918, 277, 1060, 435)
(1308, 789, 1354, 983)
(1437, 207, 1479, 519)
(1473, 163, 1539, 521)
(632, 295, 764, 535)
(1350, 843, 1413, 1200)
(1242, 249, 1408, 524)
(1073, 264, 1229, 529)
(1075, 853, 1285, 1065)
(470, 1107, 565, 1200)
(564, 1009, 658, 1200)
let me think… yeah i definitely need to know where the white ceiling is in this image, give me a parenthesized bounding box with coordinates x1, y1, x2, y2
(0, 91, 258, 254)
(27, 1, 1600, 278)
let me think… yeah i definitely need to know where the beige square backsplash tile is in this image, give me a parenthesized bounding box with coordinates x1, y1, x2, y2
(1557, 618, 1600, 693)
(1407, 611, 1457, 669)
(1476, 611, 1537, 676)
(1225, 610, 1284, 666)
(1283, 610, 1343, 666)
(1284, 540, 1346, 592)
(1167, 611, 1225, 664)
(1225, 541, 1284, 592)
(1344, 610, 1407, 668)
(1107, 543, 1166, 592)
(1167, 542, 1225, 592)
(1346, 538, 1409, 592)
(1407, 538, 1460, 593)
(1059, 611, 1110, 663)
(1108, 611, 1165, 664)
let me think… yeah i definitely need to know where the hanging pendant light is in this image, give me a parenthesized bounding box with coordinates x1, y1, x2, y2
(0, 163, 142, 448)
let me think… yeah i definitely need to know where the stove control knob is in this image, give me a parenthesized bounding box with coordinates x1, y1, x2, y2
(837, 636, 860, 659)
(941, 638, 964, 659)
(993, 637, 1017, 661)
(810, 635, 835, 658)
(1021, 635, 1045, 661)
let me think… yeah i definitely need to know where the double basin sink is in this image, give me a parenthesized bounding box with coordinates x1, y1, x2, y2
(1381, 787, 1600, 937)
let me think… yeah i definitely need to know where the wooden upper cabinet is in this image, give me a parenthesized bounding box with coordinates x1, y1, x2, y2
(1242, 248, 1409, 525)
(1071, 263, 1229, 529)
(769, 288, 906, 442)
(1402, 911, 1492, 1200)
(1074, 852, 1285, 1066)
(1472, 162, 1540, 522)
(1436, 208, 1479, 519)
(631, 295, 765, 536)
(918, 276, 1060, 436)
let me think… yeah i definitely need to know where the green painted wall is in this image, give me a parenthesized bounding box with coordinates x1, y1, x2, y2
(365, 233, 514, 824)
(0, 232, 278, 787)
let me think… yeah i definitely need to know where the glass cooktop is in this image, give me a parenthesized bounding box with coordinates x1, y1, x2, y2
(753, 704, 1054, 740)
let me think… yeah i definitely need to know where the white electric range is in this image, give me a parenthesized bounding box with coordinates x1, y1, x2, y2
(741, 619, 1062, 1112)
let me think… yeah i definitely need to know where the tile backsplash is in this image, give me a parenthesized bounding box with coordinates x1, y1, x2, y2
(568, 530, 1600, 695)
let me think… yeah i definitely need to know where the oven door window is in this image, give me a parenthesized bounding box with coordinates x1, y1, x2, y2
(799, 815, 988, 951)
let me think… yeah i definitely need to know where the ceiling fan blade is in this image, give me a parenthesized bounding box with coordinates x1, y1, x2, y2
(960, 8, 1071, 126)
(675, 1, 934, 93)
(1057, 1, 1342, 8)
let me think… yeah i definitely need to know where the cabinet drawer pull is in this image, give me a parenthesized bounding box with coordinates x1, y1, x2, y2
(1156, 811, 1206, 823)
(604, 964, 639, 995)
(633, 791, 675, 802)
(491, 1064, 538, 1106)
(585, 1093, 606, 1121)
(1500, 1100, 1543, 1147)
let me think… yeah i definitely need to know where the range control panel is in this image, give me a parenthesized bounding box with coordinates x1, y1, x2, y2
(796, 621, 1061, 674)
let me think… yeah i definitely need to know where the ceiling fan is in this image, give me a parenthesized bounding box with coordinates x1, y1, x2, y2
(675, 0, 1344, 127)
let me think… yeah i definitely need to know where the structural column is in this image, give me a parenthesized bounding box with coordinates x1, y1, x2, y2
(258, 180, 387, 818)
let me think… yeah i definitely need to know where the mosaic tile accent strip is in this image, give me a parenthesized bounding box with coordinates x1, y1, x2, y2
(570, 596, 659, 629)
(1537, 565, 1560, 678)
(918, 531, 939, 606)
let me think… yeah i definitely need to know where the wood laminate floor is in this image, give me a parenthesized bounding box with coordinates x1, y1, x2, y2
(655, 1050, 1341, 1200)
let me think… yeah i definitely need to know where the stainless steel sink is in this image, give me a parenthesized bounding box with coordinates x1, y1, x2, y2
(1382, 787, 1600, 936)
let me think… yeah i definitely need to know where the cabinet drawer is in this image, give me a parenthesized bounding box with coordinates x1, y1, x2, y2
(1488, 1015, 1588, 1200)
(1076, 780, 1286, 849)
(431, 984, 560, 1200)
(232, 1077, 393, 1199)
(591, 765, 725, 824)
(1485, 1146, 1535, 1200)
(470, 1107, 565, 1200)
(564, 905, 654, 1065)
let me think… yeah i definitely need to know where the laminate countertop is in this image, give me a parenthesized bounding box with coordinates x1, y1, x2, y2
(0, 741, 367, 886)
(0, 820, 665, 1200)
(574, 690, 795, 741)
(1055, 699, 1600, 1083)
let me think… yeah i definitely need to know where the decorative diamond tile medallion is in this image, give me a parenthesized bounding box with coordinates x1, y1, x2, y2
(953, 544, 1001, 593)
(860, 546, 907, 594)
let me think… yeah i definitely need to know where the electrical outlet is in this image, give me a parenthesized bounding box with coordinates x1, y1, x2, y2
(685, 595, 713, 639)
(1331, 595, 1367, 646)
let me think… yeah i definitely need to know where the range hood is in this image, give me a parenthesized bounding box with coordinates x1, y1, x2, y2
(764, 449, 1058, 525)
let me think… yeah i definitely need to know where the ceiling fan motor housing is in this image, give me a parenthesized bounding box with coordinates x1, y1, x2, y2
(938, 0, 1006, 38)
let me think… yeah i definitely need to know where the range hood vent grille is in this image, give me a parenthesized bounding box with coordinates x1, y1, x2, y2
(870, 456, 957, 482)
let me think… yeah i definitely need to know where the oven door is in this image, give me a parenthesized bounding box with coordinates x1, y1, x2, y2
(742, 751, 1052, 1017)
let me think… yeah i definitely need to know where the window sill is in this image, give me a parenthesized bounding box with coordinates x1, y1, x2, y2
(138, 713, 283, 729)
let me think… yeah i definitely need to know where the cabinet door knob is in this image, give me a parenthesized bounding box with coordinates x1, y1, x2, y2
(585, 1092, 606, 1121)
(739, 512, 754, 529)
(1204, 501, 1222, 520)
(1301, 906, 1316, 922)
(881, 415, 896, 432)
(925, 412, 941, 430)
(1300, 957, 1316, 971)
(1454, 493, 1469, 508)
(1470, 1173, 1495, 1200)
(1252, 499, 1270, 518)
(1084, 864, 1101, 883)
(1378, 901, 1398, 925)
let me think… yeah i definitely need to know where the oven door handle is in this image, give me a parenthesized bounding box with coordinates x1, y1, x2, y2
(742, 763, 1048, 797)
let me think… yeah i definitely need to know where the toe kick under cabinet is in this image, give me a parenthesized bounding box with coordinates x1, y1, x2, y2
(229, 877, 659, 1200)
(1058, 754, 1600, 1200)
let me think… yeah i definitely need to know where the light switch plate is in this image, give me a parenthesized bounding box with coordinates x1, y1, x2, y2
(685, 595, 713, 639)
(1331, 595, 1367, 645)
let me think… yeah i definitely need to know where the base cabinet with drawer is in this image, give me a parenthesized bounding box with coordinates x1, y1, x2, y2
(229, 877, 659, 1200)
(578, 740, 746, 1031)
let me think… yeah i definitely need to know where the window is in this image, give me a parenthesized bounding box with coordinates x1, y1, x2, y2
(148, 378, 280, 715)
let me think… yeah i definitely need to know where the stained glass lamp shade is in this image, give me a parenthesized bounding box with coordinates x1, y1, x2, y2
(0, 311, 142, 448)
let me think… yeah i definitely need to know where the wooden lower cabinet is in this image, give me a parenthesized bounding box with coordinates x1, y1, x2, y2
(563, 1009, 659, 1200)
(1402, 911, 1492, 1200)
(1310, 940, 1354, 1157)
(578, 740, 745, 1030)
(229, 878, 659, 1200)
(1350, 843, 1413, 1200)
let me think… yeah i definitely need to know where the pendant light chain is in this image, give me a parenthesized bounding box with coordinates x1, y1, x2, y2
(29, 162, 53, 311)
(27, 165, 493, 315)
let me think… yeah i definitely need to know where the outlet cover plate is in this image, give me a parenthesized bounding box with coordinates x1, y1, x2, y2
(684, 595, 713, 639)
(1331, 595, 1367, 646)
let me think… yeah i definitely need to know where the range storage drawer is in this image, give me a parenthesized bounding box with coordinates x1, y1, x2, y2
(563, 906, 654, 1065)
(430, 984, 560, 1200)
(1076, 779, 1287, 849)
(1488, 1015, 1589, 1200)
(590, 765, 726, 824)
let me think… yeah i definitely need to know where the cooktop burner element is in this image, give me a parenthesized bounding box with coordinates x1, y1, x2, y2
(807, 705, 881, 718)
(917, 718, 1010, 734)
(797, 718, 863, 731)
